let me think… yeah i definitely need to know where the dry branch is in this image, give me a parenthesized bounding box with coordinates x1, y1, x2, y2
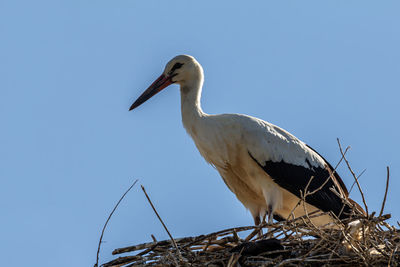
(141, 185, 183, 263)
(379, 166, 390, 217)
(94, 179, 138, 267)
(337, 138, 369, 216)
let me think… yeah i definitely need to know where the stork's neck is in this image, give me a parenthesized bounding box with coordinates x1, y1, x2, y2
(180, 77, 206, 135)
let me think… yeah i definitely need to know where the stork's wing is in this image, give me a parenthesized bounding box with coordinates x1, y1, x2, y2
(243, 117, 352, 219)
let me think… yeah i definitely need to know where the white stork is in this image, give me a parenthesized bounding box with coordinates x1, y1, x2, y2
(129, 55, 363, 228)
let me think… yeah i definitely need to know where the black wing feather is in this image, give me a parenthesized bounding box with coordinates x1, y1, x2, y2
(248, 150, 352, 220)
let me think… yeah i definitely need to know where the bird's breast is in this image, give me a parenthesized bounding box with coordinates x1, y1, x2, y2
(194, 137, 274, 209)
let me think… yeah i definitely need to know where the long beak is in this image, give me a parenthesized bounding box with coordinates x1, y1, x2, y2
(129, 74, 173, 110)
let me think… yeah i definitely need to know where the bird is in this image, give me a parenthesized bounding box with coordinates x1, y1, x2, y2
(129, 55, 364, 228)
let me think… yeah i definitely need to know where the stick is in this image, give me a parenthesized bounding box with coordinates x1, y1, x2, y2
(141, 185, 183, 261)
(337, 138, 369, 216)
(94, 179, 138, 267)
(349, 169, 366, 194)
(379, 166, 390, 217)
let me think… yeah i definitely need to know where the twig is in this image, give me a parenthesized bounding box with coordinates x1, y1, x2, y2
(141, 185, 183, 262)
(94, 179, 138, 267)
(349, 168, 366, 194)
(308, 145, 351, 198)
(227, 250, 242, 267)
(337, 138, 369, 216)
(379, 166, 390, 217)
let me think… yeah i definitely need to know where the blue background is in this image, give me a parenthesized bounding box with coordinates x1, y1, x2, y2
(1, 1, 399, 266)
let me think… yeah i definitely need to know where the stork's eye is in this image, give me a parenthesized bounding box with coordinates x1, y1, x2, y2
(170, 63, 184, 74)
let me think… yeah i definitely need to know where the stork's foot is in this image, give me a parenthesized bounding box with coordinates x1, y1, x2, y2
(230, 238, 284, 257)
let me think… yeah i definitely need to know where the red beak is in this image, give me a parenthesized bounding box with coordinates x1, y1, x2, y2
(129, 74, 173, 111)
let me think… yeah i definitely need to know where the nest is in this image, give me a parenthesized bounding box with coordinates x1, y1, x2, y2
(96, 141, 398, 267)
(102, 211, 399, 267)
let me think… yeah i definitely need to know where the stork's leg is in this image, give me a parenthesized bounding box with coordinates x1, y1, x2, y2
(253, 215, 264, 238)
(267, 205, 274, 224)
(266, 205, 274, 234)
(253, 215, 261, 226)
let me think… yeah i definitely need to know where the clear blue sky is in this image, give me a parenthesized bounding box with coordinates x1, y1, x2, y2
(1, 1, 399, 266)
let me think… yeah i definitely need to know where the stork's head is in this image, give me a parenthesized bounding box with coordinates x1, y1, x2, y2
(129, 55, 203, 110)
